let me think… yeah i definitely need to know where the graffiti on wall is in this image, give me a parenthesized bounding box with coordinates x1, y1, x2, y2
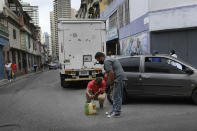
(120, 32, 149, 56)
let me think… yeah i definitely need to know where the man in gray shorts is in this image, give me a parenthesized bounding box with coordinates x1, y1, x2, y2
(95, 52, 125, 118)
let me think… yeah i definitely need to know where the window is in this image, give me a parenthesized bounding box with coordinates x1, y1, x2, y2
(109, 11, 117, 29)
(145, 57, 188, 74)
(12, 51, 16, 64)
(13, 29, 16, 39)
(28, 35, 31, 49)
(119, 57, 140, 72)
(18, 51, 21, 70)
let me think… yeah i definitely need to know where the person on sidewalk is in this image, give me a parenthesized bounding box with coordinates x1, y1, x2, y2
(86, 77, 106, 109)
(5, 61, 12, 82)
(169, 50, 182, 70)
(11, 62, 17, 81)
(95, 52, 125, 118)
(33, 63, 37, 72)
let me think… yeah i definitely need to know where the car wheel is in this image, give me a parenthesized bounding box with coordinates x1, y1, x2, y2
(107, 87, 127, 105)
(192, 88, 197, 104)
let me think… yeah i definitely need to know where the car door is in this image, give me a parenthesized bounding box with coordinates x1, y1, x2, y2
(141, 56, 192, 96)
(119, 57, 143, 95)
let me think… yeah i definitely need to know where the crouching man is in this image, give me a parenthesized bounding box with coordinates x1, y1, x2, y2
(86, 77, 106, 108)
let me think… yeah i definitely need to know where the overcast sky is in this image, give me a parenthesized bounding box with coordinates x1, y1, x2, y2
(23, 0, 81, 34)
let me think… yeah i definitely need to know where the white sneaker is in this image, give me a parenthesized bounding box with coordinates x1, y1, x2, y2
(107, 112, 121, 118)
(105, 111, 113, 115)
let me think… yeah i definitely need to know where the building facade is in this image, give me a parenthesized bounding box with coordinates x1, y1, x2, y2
(99, 0, 130, 55)
(100, 0, 197, 66)
(50, 11, 55, 58)
(76, 0, 113, 19)
(0, 17, 9, 79)
(20, 2, 39, 27)
(0, 0, 42, 79)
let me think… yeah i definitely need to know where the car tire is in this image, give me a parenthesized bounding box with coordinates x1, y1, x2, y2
(107, 87, 127, 105)
(192, 88, 197, 104)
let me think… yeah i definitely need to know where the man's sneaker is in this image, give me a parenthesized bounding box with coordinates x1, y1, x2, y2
(107, 112, 121, 118)
(105, 111, 113, 115)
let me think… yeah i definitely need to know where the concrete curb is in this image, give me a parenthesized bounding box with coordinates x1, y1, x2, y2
(0, 71, 44, 88)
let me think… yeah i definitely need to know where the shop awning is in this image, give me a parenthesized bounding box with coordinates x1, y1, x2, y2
(0, 37, 9, 46)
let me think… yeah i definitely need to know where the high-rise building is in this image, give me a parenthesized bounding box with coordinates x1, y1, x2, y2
(44, 32, 49, 49)
(48, 35, 52, 56)
(20, 2, 39, 27)
(53, 0, 71, 58)
(71, 8, 77, 19)
(50, 11, 56, 58)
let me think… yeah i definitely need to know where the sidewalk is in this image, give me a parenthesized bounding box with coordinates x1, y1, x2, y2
(0, 71, 44, 88)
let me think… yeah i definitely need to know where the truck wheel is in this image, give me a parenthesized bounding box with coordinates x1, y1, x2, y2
(61, 79, 69, 88)
(60, 74, 68, 88)
(192, 88, 197, 104)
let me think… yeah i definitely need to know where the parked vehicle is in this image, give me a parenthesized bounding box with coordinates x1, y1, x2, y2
(48, 62, 58, 70)
(107, 54, 197, 104)
(58, 19, 106, 88)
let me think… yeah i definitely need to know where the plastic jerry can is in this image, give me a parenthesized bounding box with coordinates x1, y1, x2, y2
(85, 103, 89, 115)
(88, 102, 93, 115)
(92, 101, 97, 115)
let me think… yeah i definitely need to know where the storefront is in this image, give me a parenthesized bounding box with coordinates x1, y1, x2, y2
(0, 38, 9, 79)
(106, 26, 120, 55)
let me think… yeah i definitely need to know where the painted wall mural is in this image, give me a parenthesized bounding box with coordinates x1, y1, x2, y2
(120, 32, 149, 56)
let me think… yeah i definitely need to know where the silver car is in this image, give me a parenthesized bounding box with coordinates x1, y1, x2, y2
(107, 54, 197, 104)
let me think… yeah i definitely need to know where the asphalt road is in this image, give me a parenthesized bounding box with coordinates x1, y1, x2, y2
(0, 70, 197, 131)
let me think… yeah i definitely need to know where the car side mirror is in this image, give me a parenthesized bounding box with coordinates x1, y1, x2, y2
(185, 68, 194, 75)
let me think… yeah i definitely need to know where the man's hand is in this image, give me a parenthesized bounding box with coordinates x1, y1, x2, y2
(99, 88, 104, 94)
(89, 94, 95, 99)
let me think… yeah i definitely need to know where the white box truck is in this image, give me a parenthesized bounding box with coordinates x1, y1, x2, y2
(58, 19, 106, 88)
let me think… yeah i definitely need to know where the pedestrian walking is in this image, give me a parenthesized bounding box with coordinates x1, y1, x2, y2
(33, 63, 37, 72)
(95, 52, 126, 118)
(5, 61, 12, 82)
(11, 62, 17, 81)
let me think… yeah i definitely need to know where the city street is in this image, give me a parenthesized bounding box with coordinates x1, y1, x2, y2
(0, 70, 197, 131)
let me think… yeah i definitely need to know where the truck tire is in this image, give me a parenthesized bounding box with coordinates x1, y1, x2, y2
(60, 74, 68, 88)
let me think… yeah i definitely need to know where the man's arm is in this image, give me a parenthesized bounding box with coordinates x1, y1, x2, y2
(104, 59, 114, 90)
(86, 82, 94, 99)
(86, 88, 91, 97)
(109, 69, 114, 90)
